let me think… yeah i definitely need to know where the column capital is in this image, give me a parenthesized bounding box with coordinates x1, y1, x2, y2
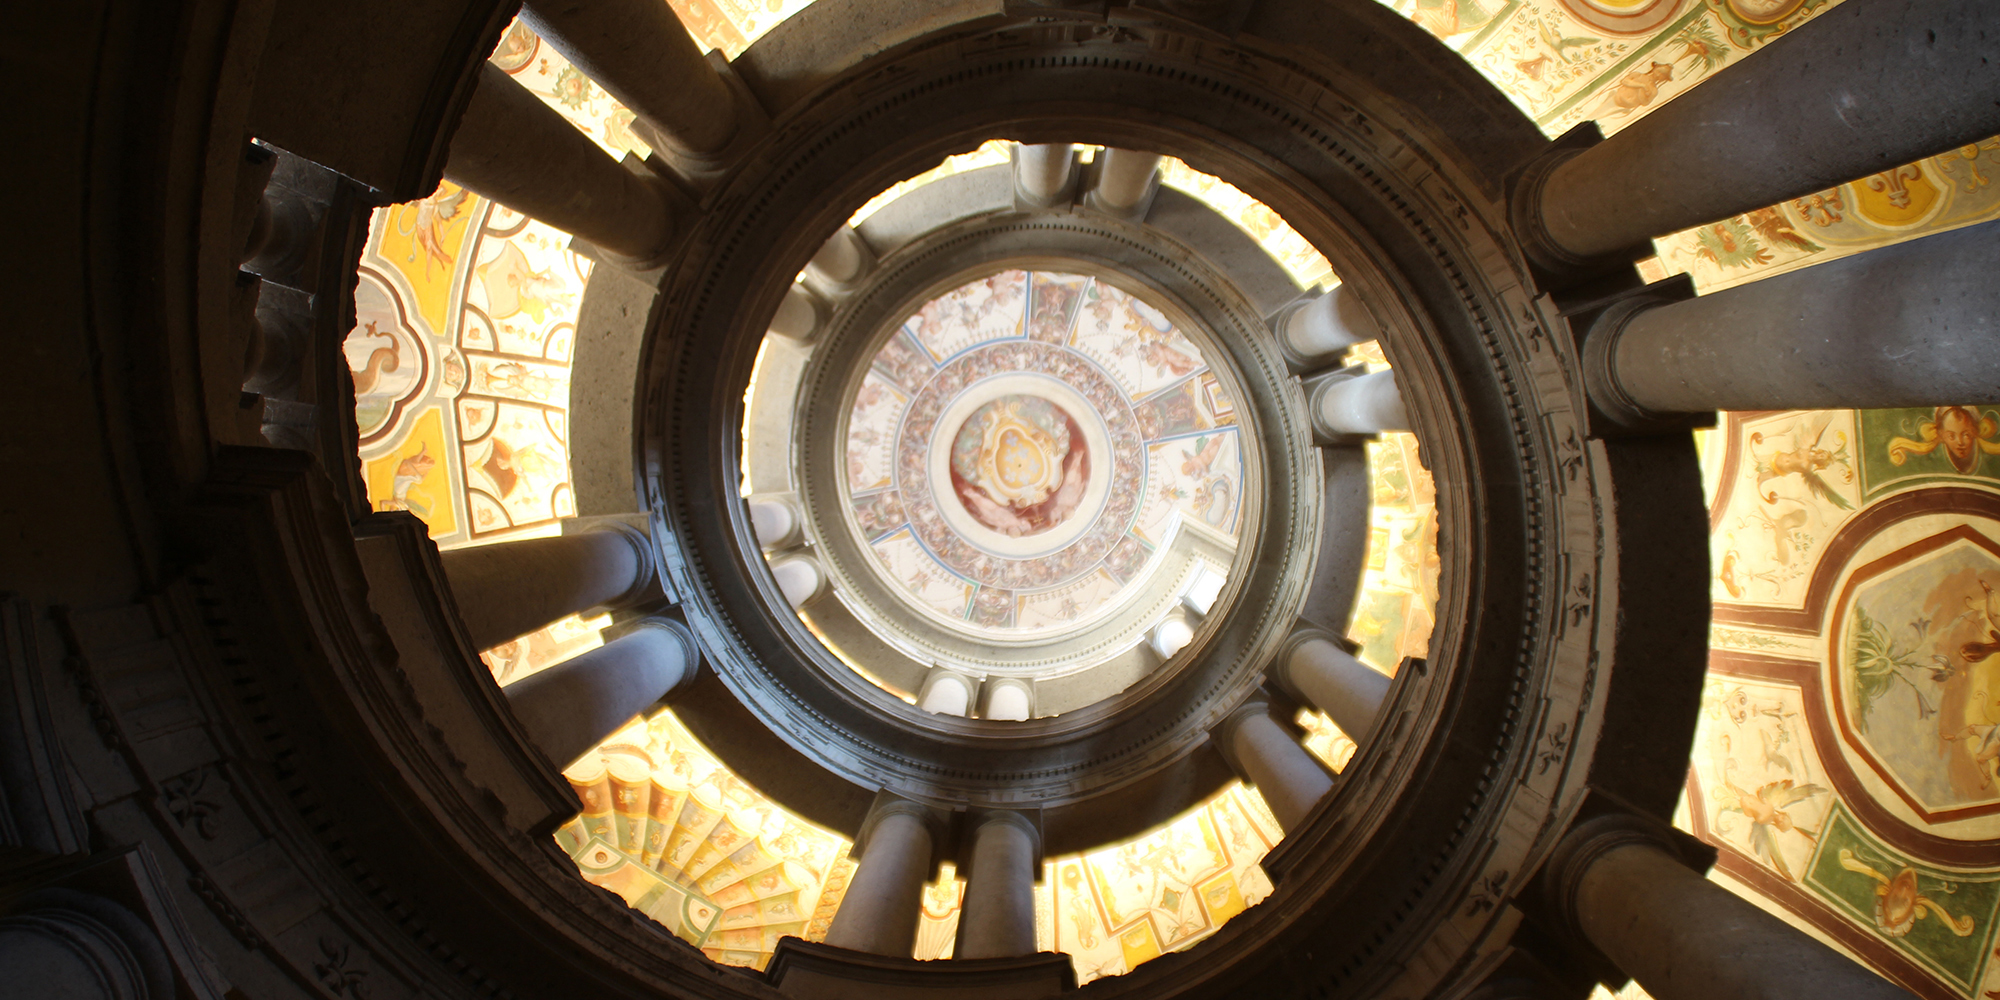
(567, 517, 659, 610)
(853, 792, 950, 870)
(957, 808, 1044, 878)
(1540, 811, 1694, 941)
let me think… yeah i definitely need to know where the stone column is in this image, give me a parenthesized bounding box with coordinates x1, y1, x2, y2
(747, 497, 802, 549)
(1525, 0, 2000, 263)
(1277, 284, 1381, 363)
(806, 228, 870, 288)
(445, 63, 675, 261)
(518, 0, 738, 158)
(1585, 218, 2000, 422)
(502, 618, 698, 769)
(767, 284, 823, 343)
(440, 522, 655, 651)
(955, 811, 1040, 959)
(1281, 635, 1390, 744)
(769, 553, 828, 609)
(1090, 148, 1160, 216)
(1309, 369, 1409, 438)
(823, 798, 940, 956)
(1015, 143, 1075, 207)
(1218, 700, 1334, 832)
(0, 889, 171, 1000)
(917, 671, 972, 717)
(1546, 816, 1911, 1000)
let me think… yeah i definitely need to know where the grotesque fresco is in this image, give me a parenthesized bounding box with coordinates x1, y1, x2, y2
(1698, 404, 2000, 1000)
(344, 0, 1999, 990)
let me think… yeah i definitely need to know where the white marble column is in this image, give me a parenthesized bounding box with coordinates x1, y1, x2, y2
(823, 798, 939, 956)
(747, 497, 802, 549)
(918, 672, 972, 717)
(806, 227, 870, 288)
(1278, 284, 1381, 363)
(1310, 369, 1408, 438)
(955, 811, 1040, 959)
(1219, 701, 1334, 832)
(502, 618, 697, 769)
(440, 522, 655, 651)
(1090, 147, 1160, 216)
(0, 890, 170, 1000)
(766, 284, 823, 343)
(1281, 636, 1390, 744)
(1015, 143, 1075, 207)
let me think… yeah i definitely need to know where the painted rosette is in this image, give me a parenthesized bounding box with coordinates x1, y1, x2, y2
(840, 269, 1246, 639)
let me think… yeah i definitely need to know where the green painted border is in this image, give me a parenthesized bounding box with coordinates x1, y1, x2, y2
(1800, 803, 2000, 992)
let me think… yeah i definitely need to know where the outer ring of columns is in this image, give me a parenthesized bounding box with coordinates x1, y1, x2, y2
(634, 5, 1607, 997)
(789, 211, 1313, 728)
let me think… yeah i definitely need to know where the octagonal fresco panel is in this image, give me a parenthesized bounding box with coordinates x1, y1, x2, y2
(1832, 528, 2000, 823)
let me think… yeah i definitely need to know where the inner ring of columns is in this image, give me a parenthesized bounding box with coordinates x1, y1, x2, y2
(639, 25, 1544, 869)
(759, 250, 1268, 720)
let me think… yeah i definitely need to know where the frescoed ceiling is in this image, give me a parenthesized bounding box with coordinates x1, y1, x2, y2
(1673, 409, 2000, 1000)
(340, 0, 1993, 992)
(834, 270, 1244, 641)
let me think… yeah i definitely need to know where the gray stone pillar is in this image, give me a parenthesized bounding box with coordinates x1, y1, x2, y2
(0, 890, 172, 1000)
(445, 63, 675, 261)
(1281, 635, 1390, 745)
(1015, 143, 1076, 208)
(1089, 148, 1160, 216)
(954, 811, 1040, 959)
(440, 522, 656, 650)
(518, 0, 738, 158)
(1277, 284, 1380, 364)
(1218, 700, 1333, 832)
(1525, 0, 2000, 263)
(501, 618, 697, 769)
(1309, 369, 1409, 439)
(1585, 218, 2000, 422)
(823, 798, 939, 956)
(1546, 816, 1912, 1000)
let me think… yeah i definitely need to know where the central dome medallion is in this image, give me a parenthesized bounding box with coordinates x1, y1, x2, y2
(842, 269, 1243, 639)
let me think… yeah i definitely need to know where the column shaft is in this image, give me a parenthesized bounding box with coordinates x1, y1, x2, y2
(955, 814, 1039, 959)
(441, 525, 653, 650)
(445, 63, 674, 260)
(1281, 284, 1380, 361)
(518, 0, 737, 158)
(1016, 143, 1074, 206)
(1535, 0, 2000, 259)
(1093, 148, 1160, 213)
(1225, 708, 1333, 832)
(1575, 840, 1909, 1000)
(1285, 638, 1390, 744)
(1592, 219, 2000, 418)
(823, 806, 934, 956)
(1311, 369, 1409, 437)
(502, 620, 696, 769)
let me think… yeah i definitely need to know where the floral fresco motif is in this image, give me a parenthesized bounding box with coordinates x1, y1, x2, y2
(1834, 531, 2000, 819)
(555, 714, 850, 971)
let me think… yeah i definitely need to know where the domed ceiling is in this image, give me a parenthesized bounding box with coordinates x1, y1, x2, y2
(335, 0, 2000, 993)
(841, 270, 1243, 643)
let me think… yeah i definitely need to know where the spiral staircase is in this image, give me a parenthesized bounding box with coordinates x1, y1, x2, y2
(5, 1, 1998, 999)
